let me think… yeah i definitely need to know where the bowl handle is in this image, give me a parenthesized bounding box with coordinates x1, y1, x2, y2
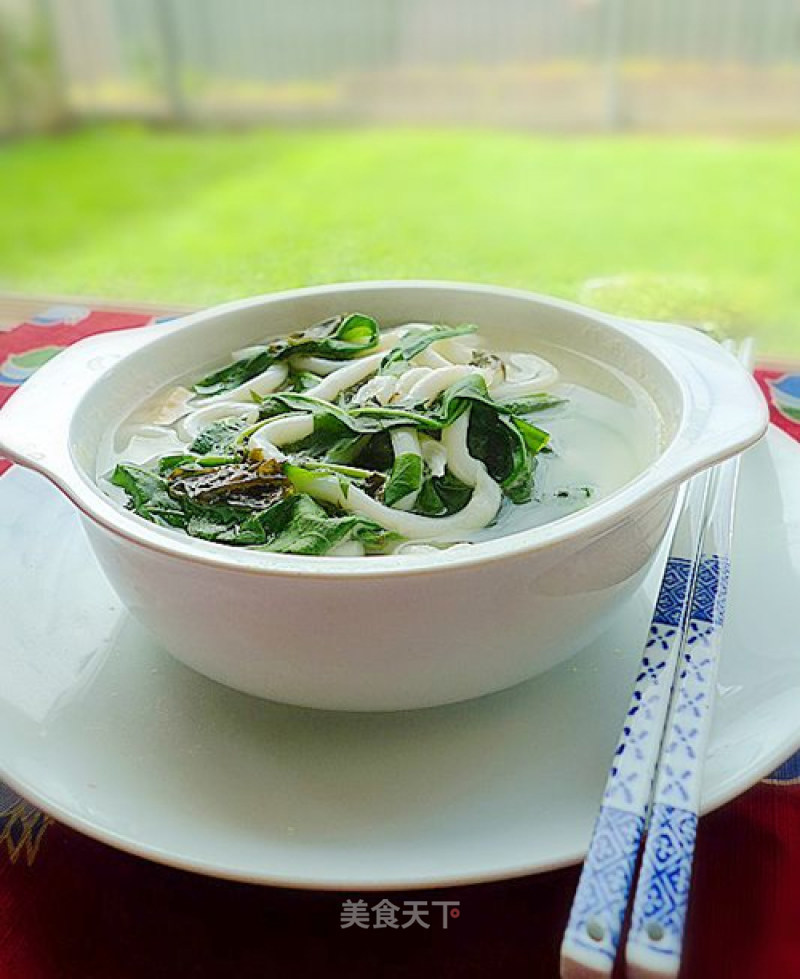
(0, 324, 162, 482)
(629, 320, 769, 481)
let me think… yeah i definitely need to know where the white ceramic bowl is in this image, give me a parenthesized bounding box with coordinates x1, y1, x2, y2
(0, 282, 768, 710)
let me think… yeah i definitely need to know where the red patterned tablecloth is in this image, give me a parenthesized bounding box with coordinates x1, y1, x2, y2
(2, 306, 800, 979)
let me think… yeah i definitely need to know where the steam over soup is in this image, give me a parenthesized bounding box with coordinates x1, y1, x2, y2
(101, 314, 661, 556)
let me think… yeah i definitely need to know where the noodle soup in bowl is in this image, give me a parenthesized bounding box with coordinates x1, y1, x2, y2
(0, 282, 767, 710)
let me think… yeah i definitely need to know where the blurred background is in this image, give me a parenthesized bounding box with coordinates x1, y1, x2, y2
(1, 0, 799, 352)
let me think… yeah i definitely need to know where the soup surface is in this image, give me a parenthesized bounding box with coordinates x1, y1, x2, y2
(100, 314, 661, 556)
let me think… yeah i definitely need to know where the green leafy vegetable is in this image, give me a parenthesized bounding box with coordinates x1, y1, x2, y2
(192, 351, 273, 399)
(284, 460, 384, 502)
(110, 464, 185, 526)
(495, 393, 565, 416)
(466, 404, 536, 504)
(415, 469, 473, 517)
(513, 416, 551, 455)
(383, 452, 423, 508)
(193, 313, 379, 396)
(261, 493, 391, 555)
(158, 454, 201, 476)
(184, 506, 264, 546)
(189, 417, 249, 455)
(298, 459, 380, 480)
(287, 367, 320, 392)
(380, 323, 478, 373)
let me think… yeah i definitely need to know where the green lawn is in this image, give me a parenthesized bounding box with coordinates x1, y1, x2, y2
(2, 124, 799, 354)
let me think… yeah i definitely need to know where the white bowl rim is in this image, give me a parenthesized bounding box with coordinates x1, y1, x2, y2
(0, 279, 768, 579)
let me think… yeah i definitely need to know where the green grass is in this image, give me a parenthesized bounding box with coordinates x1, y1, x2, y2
(2, 124, 799, 354)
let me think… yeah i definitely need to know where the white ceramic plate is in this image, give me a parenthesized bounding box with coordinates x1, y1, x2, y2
(0, 426, 799, 890)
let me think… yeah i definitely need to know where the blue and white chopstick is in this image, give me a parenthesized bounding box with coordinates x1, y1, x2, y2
(624, 420, 744, 978)
(561, 338, 752, 979)
(560, 472, 711, 978)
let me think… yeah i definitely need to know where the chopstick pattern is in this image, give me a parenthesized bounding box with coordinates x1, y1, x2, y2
(625, 552, 731, 975)
(562, 805, 644, 968)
